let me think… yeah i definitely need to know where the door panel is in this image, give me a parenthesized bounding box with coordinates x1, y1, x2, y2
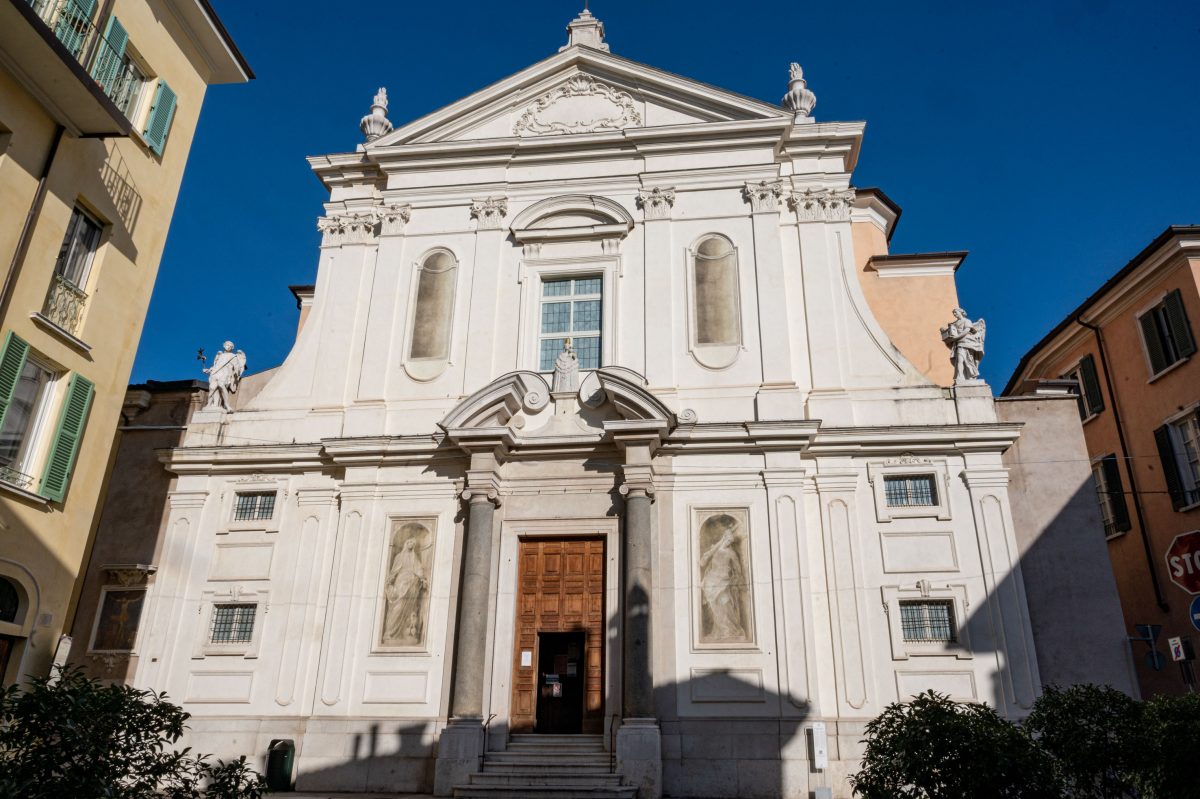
(510, 537, 605, 733)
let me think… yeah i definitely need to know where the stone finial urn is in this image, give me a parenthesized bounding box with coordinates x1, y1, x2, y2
(782, 63, 816, 122)
(360, 87, 393, 142)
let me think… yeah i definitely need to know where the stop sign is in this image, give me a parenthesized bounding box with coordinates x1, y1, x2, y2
(1166, 530, 1200, 595)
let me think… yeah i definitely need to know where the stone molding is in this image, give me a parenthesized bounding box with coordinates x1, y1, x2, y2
(743, 180, 785, 213)
(636, 187, 676, 220)
(101, 564, 157, 586)
(470, 196, 509, 230)
(788, 188, 856, 222)
(513, 75, 641, 137)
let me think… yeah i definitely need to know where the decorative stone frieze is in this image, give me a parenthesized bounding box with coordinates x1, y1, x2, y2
(781, 62, 816, 122)
(788, 187, 856, 222)
(470, 196, 508, 230)
(636, 187, 676, 220)
(743, 179, 785, 213)
(379, 203, 412, 236)
(513, 75, 642, 136)
(102, 564, 157, 586)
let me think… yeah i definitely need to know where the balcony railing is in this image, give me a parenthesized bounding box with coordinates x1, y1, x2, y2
(43, 274, 89, 337)
(0, 463, 36, 492)
(26, 0, 139, 112)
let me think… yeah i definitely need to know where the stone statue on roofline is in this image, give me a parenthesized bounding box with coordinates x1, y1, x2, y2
(941, 308, 986, 383)
(201, 340, 246, 411)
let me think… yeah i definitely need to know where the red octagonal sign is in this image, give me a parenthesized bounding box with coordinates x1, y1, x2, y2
(1166, 530, 1200, 595)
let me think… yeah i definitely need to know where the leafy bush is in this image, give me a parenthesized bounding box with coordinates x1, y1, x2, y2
(0, 665, 267, 799)
(1131, 691, 1200, 799)
(1024, 684, 1141, 798)
(848, 690, 1060, 799)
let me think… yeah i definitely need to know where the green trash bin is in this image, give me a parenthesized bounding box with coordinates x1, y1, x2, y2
(266, 739, 295, 791)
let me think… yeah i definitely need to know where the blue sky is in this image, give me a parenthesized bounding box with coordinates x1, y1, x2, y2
(132, 0, 1200, 387)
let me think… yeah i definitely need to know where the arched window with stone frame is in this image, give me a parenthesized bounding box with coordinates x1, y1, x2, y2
(687, 233, 743, 369)
(404, 248, 459, 380)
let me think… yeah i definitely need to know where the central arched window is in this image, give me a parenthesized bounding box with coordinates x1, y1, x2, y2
(407, 249, 458, 369)
(688, 234, 742, 368)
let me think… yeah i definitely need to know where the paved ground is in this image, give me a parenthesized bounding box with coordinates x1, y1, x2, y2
(291, 794, 435, 799)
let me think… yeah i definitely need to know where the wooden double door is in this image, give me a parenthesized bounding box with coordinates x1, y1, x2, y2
(510, 537, 605, 734)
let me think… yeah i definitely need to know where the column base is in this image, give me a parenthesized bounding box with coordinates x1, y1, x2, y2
(433, 718, 484, 797)
(616, 718, 662, 799)
(755, 383, 804, 421)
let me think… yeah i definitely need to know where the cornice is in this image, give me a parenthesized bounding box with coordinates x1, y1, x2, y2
(163, 444, 326, 474)
(808, 423, 1023, 455)
(868, 251, 967, 278)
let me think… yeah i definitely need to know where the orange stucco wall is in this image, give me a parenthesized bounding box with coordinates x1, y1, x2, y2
(852, 222, 960, 385)
(1023, 254, 1200, 696)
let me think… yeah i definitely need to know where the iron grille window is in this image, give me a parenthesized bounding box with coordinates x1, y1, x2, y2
(209, 603, 256, 644)
(899, 600, 955, 643)
(54, 207, 102, 289)
(883, 475, 937, 507)
(233, 491, 275, 521)
(539, 277, 601, 370)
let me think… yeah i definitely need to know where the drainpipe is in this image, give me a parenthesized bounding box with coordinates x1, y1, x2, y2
(1077, 316, 1169, 612)
(0, 125, 65, 318)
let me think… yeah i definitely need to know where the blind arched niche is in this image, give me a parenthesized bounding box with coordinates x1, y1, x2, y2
(405, 248, 458, 380)
(689, 234, 742, 368)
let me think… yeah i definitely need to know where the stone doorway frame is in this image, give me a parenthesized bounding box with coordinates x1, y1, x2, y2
(488, 516, 622, 752)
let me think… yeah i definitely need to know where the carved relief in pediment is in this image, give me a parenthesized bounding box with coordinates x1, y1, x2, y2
(513, 75, 642, 137)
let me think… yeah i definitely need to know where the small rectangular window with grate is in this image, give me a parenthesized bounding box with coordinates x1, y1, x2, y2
(899, 600, 955, 643)
(209, 603, 256, 644)
(233, 491, 275, 521)
(883, 475, 937, 507)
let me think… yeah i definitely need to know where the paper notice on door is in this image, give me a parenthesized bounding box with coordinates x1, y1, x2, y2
(521, 650, 532, 667)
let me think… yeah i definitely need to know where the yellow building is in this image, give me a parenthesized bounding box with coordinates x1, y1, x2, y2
(0, 0, 249, 683)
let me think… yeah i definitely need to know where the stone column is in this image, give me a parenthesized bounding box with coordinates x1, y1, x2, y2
(615, 441, 662, 799)
(434, 464, 500, 796)
(450, 488, 500, 717)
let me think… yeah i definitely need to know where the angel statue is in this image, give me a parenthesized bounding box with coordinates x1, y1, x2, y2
(202, 340, 246, 411)
(940, 308, 986, 383)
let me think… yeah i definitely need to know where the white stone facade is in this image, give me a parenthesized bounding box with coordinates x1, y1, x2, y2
(133, 15, 1041, 798)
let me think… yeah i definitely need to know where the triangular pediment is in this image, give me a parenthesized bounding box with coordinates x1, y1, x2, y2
(369, 47, 787, 148)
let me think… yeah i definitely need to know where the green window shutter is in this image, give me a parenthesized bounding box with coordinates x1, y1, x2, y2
(1154, 425, 1185, 511)
(1078, 353, 1105, 416)
(54, 0, 98, 58)
(0, 332, 31, 433)
(1163, 288, 1197, 358)
(143, 81, 177, 156)
(1140, 312, 1168, 374)
(1100, 454, 1131, 533)
(38, 374, 94, 503)
(90, 16, 128, 97)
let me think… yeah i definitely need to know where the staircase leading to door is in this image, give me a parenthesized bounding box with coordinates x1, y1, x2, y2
(452, 734, 637, 798)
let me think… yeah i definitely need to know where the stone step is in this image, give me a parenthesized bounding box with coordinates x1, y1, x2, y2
(477, 758, 614, 772)
(469, 772, 624, 786)
(509, 734, 604, 742)
(505, 739, 607, 749)
(453, 785, 636, 799)
(482, 752, 611, 767)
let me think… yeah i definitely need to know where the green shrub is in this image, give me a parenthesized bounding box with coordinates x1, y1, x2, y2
(1131, 691, 1200, 799)
(1024, 684, 1140, 798)
(849, 690, 1060, 799)
(0, 665, 267, 799)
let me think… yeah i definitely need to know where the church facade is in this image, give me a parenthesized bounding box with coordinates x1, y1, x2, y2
(132, 11, 1049, 798)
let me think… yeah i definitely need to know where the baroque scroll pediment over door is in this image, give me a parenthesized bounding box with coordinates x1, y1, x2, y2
(513, 75, 642, 136)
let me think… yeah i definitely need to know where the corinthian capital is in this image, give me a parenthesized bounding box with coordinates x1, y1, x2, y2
(636, 186, 676, 221)
(379, 203, 412, 236)
(743, 180, 785, 213)
(470, 196, 509, 230)
(788, 187, 856, 222)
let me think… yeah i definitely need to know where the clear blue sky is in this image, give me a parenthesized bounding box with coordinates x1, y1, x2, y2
(131, 0, 1200, 387)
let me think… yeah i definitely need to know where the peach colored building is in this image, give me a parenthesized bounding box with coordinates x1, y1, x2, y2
(1005, 225, 1200, 697)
